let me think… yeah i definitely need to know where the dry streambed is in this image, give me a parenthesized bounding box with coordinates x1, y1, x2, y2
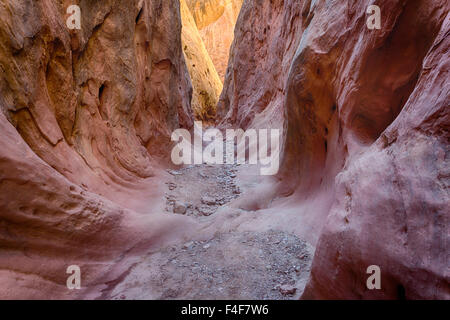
(100, 164, 314, 300)
(108, 230, 313, 300)
(164, 163, 241, 218)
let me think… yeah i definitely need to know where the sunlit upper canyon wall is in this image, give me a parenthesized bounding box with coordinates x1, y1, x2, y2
(185, 0, 243, 81)
(180, 0, 223, 120)
(180, 0, 243, 120)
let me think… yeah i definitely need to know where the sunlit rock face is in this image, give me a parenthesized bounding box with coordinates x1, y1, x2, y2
(185, 0, 243, 81)
(216, 0, 305, 129)
(0, 0, 196, 299)
(180, 0, 223, 120)
(220, 0, 449, 299)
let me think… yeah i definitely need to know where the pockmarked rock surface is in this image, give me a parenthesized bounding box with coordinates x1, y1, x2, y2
(164, 163, 241, 217)
(219, 0, 450, 299)
(0, 0, 194, 185)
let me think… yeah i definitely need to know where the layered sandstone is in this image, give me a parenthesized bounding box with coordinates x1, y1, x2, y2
(185, 0, 243, 81)
(0, 0, 194, 187)
(180, 0, 223, 120)
(220, 0, 449, 299)
(0, 0, 196, 299)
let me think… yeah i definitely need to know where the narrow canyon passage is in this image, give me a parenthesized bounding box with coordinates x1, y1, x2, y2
(98, 126, 313, 299)
(131, 0, 318, 294)
(180, 0, 243, 121)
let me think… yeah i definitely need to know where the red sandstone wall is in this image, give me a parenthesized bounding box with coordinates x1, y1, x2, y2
(0, 0, 196, 299)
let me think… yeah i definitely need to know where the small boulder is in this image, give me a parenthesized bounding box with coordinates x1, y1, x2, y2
(173, 202, 187, 214)
(197, 205, 215, 216)
(199, 171, 209, 178)
(201, 195, 217, 205)
(182, 241, 194, 250)
(279, 285, 297, 296)
(167, 169, 182, 176)
(168, 183, 177, 190)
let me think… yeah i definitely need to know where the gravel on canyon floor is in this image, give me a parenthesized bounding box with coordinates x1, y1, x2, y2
(107, 230, 314, 300)
(165, 163, 241, 218)
(102, 161, 314, 300)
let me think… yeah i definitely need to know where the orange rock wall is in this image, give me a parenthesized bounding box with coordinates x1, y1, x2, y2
(181, 0, 223, 120)
(186, 0, 243, 81)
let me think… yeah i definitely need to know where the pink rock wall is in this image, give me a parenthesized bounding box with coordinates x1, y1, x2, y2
(220, 0, 449, 299)
(0, 0, 196, 299)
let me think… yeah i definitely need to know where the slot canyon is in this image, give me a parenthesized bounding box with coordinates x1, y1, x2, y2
(0, 0, 448, 300)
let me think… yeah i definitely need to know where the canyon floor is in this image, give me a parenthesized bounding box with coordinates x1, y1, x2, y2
(100, 162, 314, 300)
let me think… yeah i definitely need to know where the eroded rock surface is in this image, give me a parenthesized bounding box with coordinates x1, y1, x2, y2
(217, 0, 304, 129)
(0, 0, 194, 186)
(0, 0, 196, 299)
(301, 3, 450, 299)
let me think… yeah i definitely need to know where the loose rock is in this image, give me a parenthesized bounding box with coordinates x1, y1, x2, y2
(173, 202, 187, 214)
(279, 285, 297, 296)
